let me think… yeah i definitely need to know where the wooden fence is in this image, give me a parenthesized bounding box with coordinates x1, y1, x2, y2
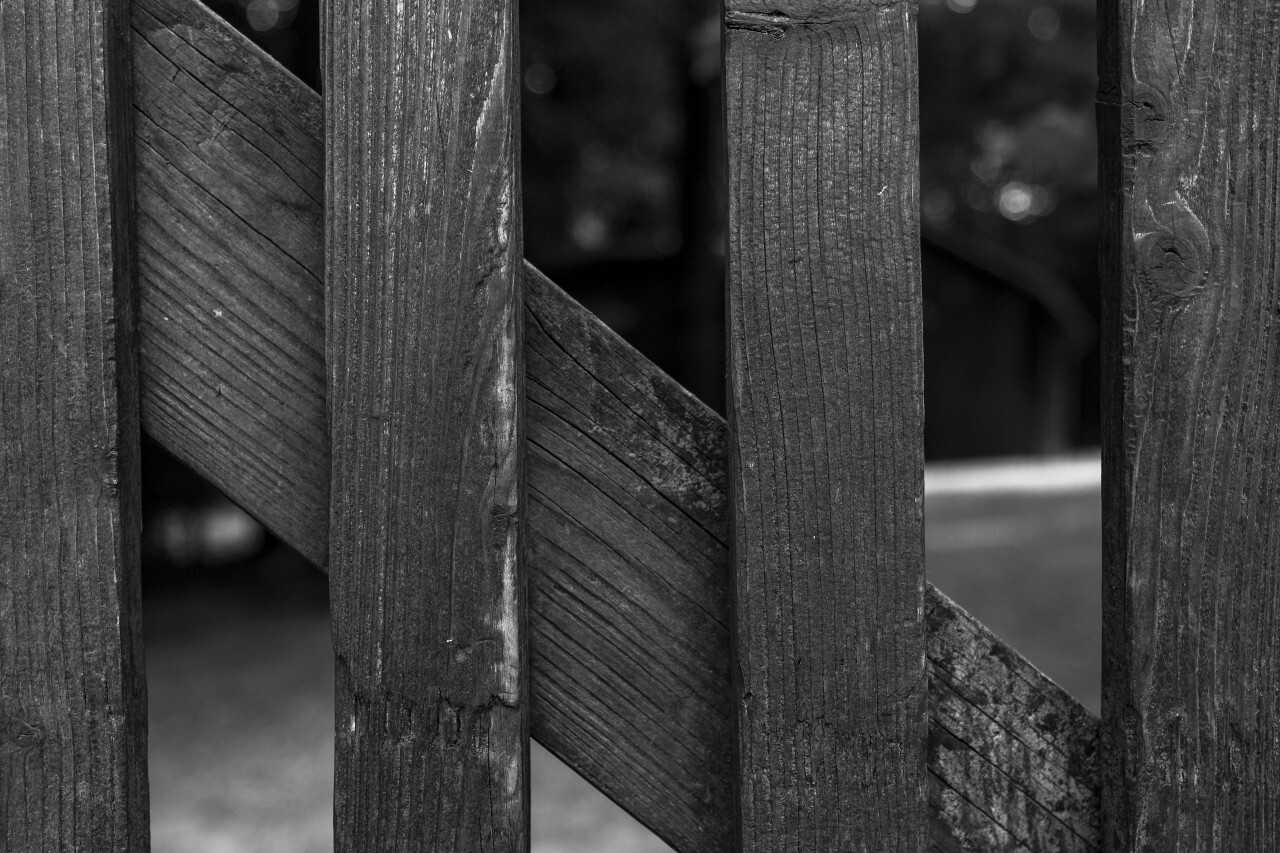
(1, 0, 1276, 849)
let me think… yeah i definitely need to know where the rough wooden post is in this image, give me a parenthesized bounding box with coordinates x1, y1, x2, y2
(0, 0, 148, 848)
(724, 0, 928, 849)
(1099, 0, 1280, 848)
(323, 0, 526, 846)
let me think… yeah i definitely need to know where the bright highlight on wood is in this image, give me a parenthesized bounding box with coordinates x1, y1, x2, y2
(322, 0, 527, 846)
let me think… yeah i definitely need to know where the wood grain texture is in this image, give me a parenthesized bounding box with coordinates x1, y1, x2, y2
(724, 3, 928, 848)
(127, 3, 1099, 848)
(1099, 1, 1280, 849)
(322, 0, 526, 846)
(0, 0, 148, 848)
(927, 594, 1098, 852)
(521, 269, 735, 852)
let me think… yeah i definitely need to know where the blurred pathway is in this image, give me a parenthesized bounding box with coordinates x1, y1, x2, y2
(145, 550, 671, 853)
(925, 451, 1101, 713)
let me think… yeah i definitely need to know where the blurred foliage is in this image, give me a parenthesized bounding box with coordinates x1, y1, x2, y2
(918, 0, 1100, 447)
(520, 0, 694, 268)
(920, 0, 1098, 307)
(208, 0, 1099, 289)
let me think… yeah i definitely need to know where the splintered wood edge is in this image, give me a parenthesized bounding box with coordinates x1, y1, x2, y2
(130, 0, 1100, 849)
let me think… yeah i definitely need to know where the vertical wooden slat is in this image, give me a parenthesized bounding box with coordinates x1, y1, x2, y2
(724, 1, 926, 849)
(0, 0, 148, 849)
(323, 0, 525, 847)
(1100, 0, 1280, 848)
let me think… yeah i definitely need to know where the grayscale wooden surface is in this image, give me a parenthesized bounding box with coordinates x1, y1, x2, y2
(132, 0, 328, 552)
(0, 0, 149, 847)
(1099, 0, 1280, 849)
(322, 0, 526, 845)
(724, 0, 928, 849)
(126, 0, 1100, 849)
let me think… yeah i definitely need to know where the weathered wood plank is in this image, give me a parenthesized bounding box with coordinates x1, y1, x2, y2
(132, 0, 327, 556)
(522, 270, 734, 851)
(927, 594, 1098, 852)
(724, 1, 927, 848)
(0, 0, 148, 848)
(1099, 0, 1280, 849)
(128, 3, 1099, 849)
(322, 0, 525, 845)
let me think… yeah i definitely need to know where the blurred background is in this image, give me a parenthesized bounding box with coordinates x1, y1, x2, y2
(141, 0, 1102, 849)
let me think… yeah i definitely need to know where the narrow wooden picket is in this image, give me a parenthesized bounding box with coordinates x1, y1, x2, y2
(724, 0, 928, 848)
(1099, 0, 1280, 848)
(0, 0, 149, 848)
(322, 0, 526, 847)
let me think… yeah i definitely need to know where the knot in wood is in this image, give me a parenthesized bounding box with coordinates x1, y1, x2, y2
(1136, 229, 1206, 302)
(1128, 85, 1171, 149)
(0, 711, 43, 758)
